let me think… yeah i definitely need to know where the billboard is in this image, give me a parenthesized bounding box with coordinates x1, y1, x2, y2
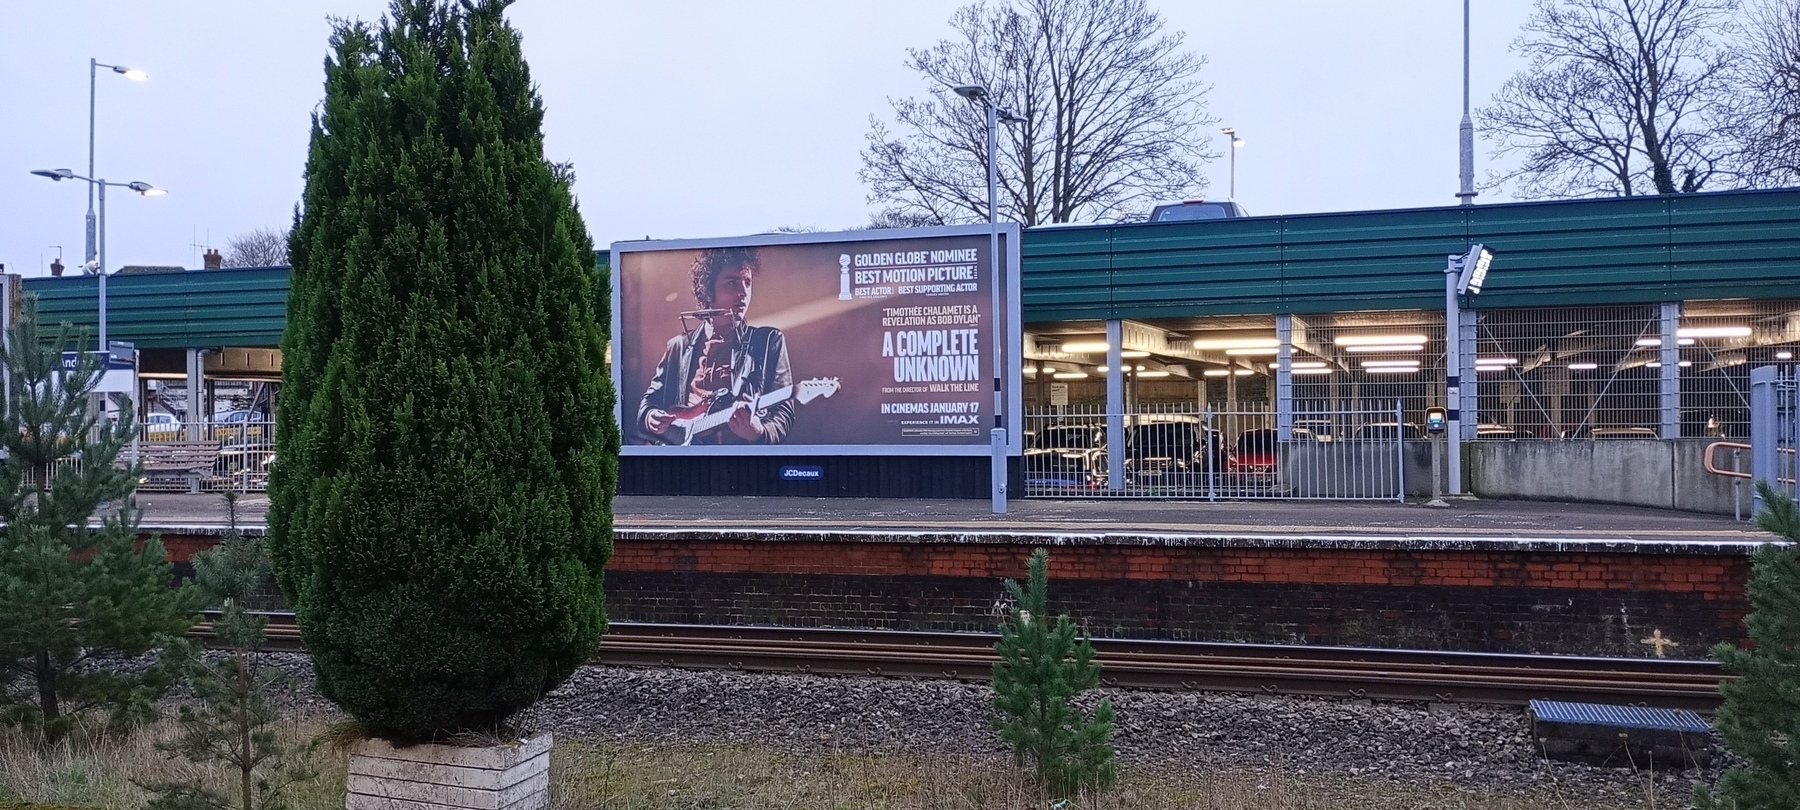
(612, 224, 1022, 456)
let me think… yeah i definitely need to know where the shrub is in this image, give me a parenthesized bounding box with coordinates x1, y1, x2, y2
(270, 0, 616, 742)
(990, 548, 1116, 797)
(1697, 481, 1800, 809)
(0, 300, 198, 743)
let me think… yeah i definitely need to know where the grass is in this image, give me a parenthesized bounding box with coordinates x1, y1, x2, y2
(0, 719, 1676, 810)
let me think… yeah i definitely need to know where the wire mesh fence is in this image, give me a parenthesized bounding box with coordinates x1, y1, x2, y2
(1022, 401, 1405, 500)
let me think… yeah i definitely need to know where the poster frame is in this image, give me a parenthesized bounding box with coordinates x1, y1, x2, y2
(610, 223, 1023, 457)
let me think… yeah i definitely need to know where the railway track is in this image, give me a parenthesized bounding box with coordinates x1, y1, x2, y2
(195, 614, 1726, 710)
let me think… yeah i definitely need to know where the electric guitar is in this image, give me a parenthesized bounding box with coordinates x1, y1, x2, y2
(663, 377, 841, 445)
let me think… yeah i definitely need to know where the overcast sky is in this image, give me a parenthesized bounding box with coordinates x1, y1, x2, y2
(0, 1, 1537, 276)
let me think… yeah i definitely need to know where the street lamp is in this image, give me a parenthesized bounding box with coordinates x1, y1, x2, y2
(88, 59, 148, 267)
(1221, 127, 1246, 200)
(953, 83, 1023, 514)
(30, 168, 167, 351)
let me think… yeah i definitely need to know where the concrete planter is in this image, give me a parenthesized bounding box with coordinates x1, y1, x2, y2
(346, 732, 550, 810)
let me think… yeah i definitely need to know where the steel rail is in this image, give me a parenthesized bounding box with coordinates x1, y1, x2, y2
(191, 615, 1725, 710)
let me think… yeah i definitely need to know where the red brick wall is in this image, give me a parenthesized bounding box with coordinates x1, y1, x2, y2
(609, 539, 1748, 599)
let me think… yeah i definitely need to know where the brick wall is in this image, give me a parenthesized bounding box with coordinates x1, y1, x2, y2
(606, 537, 1752, 659)
(152, 527, 1755, 659)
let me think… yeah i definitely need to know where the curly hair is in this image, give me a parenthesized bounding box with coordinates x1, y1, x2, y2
(691, 247, 758, 308)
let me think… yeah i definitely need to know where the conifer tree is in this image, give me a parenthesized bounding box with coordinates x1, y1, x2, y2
(0, 299, 198, 742)
(1697, 481, 1800, 810)
(991, 548, 1117, 797)
(144, 492, 316, 810)
(270, 0, 616, 742)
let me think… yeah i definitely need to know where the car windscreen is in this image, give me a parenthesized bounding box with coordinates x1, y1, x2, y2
(1236, 430, 1279, 453)
(1034, 427, 1095, 449)
(1154, 204, 1229, 222)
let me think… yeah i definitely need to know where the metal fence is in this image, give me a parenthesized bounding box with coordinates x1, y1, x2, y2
(133, 417, 274, 493)
(1022, 401, 1406, 500)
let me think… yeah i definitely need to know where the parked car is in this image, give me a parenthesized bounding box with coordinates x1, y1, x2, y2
(1476, 423, 1529, 440)
(1292, 419, 1336, 442)
(143, 412, 180, 438)
(1023, 423, 1103, 490)
(1231, 429, 1278, 472)
(210, 409, 271, 442)
(1354, 422, 1427, 441)
(1568, 426, 1660, 440)
(1147, 200, 1248, 223)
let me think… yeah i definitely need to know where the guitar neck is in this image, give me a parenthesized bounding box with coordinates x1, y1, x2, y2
(685, 384, 795, 437)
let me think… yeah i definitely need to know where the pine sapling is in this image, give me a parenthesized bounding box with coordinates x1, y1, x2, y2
(142, 492, 316, 810)
(1697, 481, 1800, 810)
(0, 299, 199, 743)
(991, 548, 1116, 797)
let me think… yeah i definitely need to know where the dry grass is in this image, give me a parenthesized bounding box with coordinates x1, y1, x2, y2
(0, 719, 1667, 810)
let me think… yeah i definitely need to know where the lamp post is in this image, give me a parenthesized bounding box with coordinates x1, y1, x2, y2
(954, 83, 1023, 514)
(88, 59, 148, 268)
(1456, 0, 1477, 205)
(30, 169, 166, 351)
(1221, 127, 1245, 199)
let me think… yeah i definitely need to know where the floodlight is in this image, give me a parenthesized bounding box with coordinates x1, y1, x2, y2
(952, 85, 988, 101)
(1455, 244, 1494, 295)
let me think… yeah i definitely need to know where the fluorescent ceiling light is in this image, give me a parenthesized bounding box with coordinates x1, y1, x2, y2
(1679, 360, 1693, 367)
(1120, 350, 1150, 358)
(1291, 361, 1327, 369)
(1344, 344, 1425, 353)
(1096, 366, 1109, 373)
(1336, 334, 1429, 346)
(1364, 367, 1417, 375)
(1778, 351, 1794, 360)
(1476, 357, 1517, 365)
(1202, 369, 1230, 377)
(1568, 363, 1598, 371)
(1188, 337, 1278, 351)
(1361, 360, 1420, 368)
(1224, 347, 1278, 356)
(1234, 369, 1254, 376)
(1476, 366, 1509, 372)
(1292, 368, 1333, 375)
(1136, 370, 1171, 378)
(1058, 341, 1110, 353)
(1677, 326, 1751, 338)
(1023, 366, 1037, 374)
(1052, 372, 1088, 380)
(1637, 337, 1697, 347)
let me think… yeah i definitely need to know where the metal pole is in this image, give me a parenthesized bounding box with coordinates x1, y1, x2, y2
(87, 58, 98, 266)
(1444, 256, 1463, 494)
(1659, 302, 1680, 438)
(97, 180, 108, 351)
(1106, 320, 1125, 493)
(986, 99, 1006, 514)
(1229, 143, 1237, 200)
(1456, 0, 1476, 205)
(1751, 366, 1777, 515)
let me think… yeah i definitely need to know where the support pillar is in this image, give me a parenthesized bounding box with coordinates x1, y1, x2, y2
(1276, 314, 1294, 439)
(1660, 302, 1681, 439)
(1105, 320, 1125, 491)
(1459, 308, 1479, 440)
(185, 348, 205, 441)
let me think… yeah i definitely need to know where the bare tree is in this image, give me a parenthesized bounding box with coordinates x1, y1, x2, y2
(1730, 0, 1800, 184)
(223, 227, 290, 268)
(1479, 0, 1740, 197)
(861, 0, 1215, 227)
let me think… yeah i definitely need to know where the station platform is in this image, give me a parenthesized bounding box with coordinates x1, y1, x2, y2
(135, 492, 1769, 551)
(135, 493, 1773, 658)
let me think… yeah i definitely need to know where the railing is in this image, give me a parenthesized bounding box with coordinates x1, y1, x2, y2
(1022, 401, 1407, 501)
(134, 418, 275, 493)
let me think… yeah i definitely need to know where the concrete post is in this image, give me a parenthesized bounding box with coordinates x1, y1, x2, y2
(185, 348, 204, 441)
(1276, 314, 1294, 440)
(1660, 302, 1681, 439)
(1459, 308, 1478, 440)
(1106, 320, 1125, 491)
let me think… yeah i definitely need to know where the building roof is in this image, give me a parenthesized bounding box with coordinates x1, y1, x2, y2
(22, 188, 1800, 349)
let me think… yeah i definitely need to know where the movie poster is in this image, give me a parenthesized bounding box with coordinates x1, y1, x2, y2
(612, 225, 1019, 454)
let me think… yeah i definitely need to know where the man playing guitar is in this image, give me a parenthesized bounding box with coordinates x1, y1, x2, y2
(637, 247, 795, 445)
